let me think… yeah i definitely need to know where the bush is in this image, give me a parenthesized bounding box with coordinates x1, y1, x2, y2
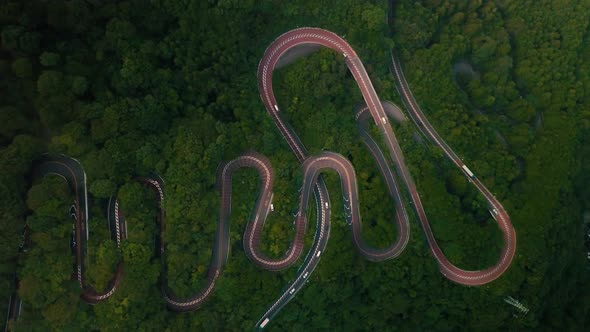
(39, 52, 60, 67)
(70, 76, 87, 96)
(37, 70, 64, 96)
(1, 25, 23, 51)
(11, 57, 32, 78)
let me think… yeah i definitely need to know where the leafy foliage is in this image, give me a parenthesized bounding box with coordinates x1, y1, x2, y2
(0, 0, 588, 331)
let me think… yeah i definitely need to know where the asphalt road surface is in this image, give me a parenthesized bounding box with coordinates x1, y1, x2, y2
(5, 27, 516, 332)
(254, 27, 421, 330)
(254, 28, 516, 329)
(5, 154, 125, 331)
(36, 154, 124, 303)
(390, 54, 516, 285)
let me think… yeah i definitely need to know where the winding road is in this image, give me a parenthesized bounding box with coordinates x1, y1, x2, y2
(390, 54, 517, 284)
(5, 27, 516, 331)
(37, 155, 124, 303)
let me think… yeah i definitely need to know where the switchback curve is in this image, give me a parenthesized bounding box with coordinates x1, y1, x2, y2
(254, 27, 517, 328)
(5, 27, 516, 332)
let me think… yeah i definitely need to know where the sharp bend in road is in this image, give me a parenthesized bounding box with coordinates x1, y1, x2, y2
(9, 152, 321, 312)
(5, 155, 126, 329)
(156, 152, 317, 310)
(255, 28, 516, 327)
(38, 154, 125, 304)
(389, 54, 516, 284)
(254, 28, 416, 329)
(6, 28, 517, 331)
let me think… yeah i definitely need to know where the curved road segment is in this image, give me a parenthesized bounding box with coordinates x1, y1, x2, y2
(255, 27, 516, 328)
(389, 54, 517, 284)
(5, 28, 516, 331)
(37, 154, 124, 303)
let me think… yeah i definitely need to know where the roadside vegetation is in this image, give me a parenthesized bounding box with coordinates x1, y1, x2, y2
(0, 0, 588, 330)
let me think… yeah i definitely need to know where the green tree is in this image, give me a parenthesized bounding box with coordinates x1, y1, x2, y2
(37, 70, 64, 97)
(11, 57, 32, 78)
(39, 52, 60, 67)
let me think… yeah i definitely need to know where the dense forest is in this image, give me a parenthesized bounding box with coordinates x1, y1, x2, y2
(1, 0, 589, 330)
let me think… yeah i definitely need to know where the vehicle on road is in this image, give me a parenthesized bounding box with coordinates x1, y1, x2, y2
(462, 165, 475, 178)
(6, 28, 516, 332)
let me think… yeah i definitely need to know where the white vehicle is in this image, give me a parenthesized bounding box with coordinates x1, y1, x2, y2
(462, 165, 475, 178)
(492, 208, 498, 215)
(303, 272, 309, 279)
(381, 117, 387, 125)
(289, 288, 295, 294)
(316, 251, 321, 257)
(270, 204, 274, 212)
(587, 252, 590, 260)
(324, 202, 329, 209)
(489, 210, 497, 221)
(274, 105, 279, 111)
(260, 318, 270, 328)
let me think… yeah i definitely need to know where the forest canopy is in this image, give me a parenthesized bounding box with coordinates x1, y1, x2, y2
(1, 0, 589, 331)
